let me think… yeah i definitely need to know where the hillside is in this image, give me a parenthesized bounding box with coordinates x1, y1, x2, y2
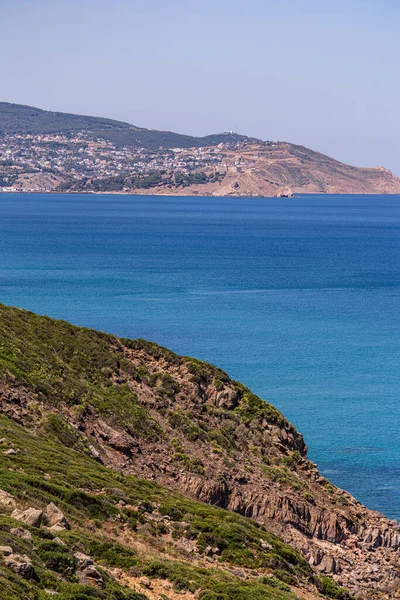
(0, 304, 399, 599)
(1, 102, 400, 196)
(0, 102, 253, 150)
(129, 142, 400, 197)
(0, 304, 353, 600)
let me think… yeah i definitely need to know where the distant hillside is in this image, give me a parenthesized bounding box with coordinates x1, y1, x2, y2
(0, 102, 255, 150)
(1, 101, 400, 196)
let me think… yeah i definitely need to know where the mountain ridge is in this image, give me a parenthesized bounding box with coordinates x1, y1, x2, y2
(0, 102, 255, 150)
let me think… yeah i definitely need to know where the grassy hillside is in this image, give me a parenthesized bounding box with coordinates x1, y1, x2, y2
(0, 102, 254, 150)
(0, 303, 354, 600)
(0, 411, 349, 600)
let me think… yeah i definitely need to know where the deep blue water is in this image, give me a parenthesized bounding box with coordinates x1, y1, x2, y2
(1, 193, 399, 519)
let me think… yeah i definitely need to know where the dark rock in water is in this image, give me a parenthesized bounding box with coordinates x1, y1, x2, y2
(275, 186, 293, 198)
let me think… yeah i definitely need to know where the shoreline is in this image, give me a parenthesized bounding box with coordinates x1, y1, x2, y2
(1, 189, 400, 197)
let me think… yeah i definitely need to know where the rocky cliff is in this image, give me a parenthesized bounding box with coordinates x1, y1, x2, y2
(0, 304, 398, 599)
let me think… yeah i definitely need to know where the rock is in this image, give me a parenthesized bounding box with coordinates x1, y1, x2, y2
(10, 527, 33, 541)
(316, 554, 341, 575)
(88, 444, 102, 461)
(74, 552, 94, 569)
(49, 523, 68, 532)
(11, 507, 43, 528)
(140, 577, 152, 589)
(78, 565, 104, 587)
(4, 554, 37, 580)
(0, 489, 17, 509)
(0, 546, 13, 556)
(3, 448, 17, 455)
(44, 503, 70, 530)
(53, 537, 66, 546)
(275, 186, 293, 198)
(260, 540, 273, 550)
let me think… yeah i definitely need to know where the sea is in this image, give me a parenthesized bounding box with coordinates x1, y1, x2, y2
(0, 192, 399, 519)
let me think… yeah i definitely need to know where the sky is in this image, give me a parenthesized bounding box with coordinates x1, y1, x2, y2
(1, 0, 400, 172)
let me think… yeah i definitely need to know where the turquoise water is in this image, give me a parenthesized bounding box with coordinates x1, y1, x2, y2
(1, 193, 399, 519)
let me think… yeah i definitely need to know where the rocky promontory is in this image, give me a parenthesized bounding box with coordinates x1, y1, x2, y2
(0, 303, 398, 599)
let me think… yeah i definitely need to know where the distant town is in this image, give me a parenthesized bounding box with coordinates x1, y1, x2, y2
(1, 101, 400, 197)
(0, 131, 272, 193)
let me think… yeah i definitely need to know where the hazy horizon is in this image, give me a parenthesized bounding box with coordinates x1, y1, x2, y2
(2, 0, 400, 173)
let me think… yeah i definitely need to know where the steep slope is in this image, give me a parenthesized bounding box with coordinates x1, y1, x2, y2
(133, 142, 400, 196)
(0, 304, 398, 599)
(0, 102, 253, 150)
(0, 413, 331, 600)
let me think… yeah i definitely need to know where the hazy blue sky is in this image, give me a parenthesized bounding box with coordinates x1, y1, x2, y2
(2, 0, 400, 172)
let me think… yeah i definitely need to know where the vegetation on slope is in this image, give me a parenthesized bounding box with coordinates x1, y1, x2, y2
(0, 102, 254, 150)
(0, 303, 355, 599)
(0, 415, 351, 600)
(0, 303, 292, 439)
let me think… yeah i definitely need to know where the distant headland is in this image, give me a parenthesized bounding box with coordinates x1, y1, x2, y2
(1, 101, 400, 196)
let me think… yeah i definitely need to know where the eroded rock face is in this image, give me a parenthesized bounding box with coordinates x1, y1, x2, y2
(361, 524, 400, 549)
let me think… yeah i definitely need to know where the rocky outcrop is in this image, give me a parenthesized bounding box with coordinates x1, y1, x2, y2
(11, 507, 43, 528)
(1, 315, 400, 599)
(44, 502, 70, 531)
(0, 489, 17, 509)
(10, 527, 32, 541)
(0, 546, 37, 580)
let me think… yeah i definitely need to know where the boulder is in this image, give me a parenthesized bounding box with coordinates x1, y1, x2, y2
(11, 507, 43, 528)
(53, 537, 66, 546)
(316, 554, 341, 574)
(0, 546, 13, 556)
(74, 552, 94, 569)
(78, 565, 104, 587)
(0, 489, 17, 509)
(275, 186, 293, 198)
(260, 540, 273, 551)
(10, 527, 33, 541)
(49, 523, 69, 533)
(4, 554, 37, 580)
(139, 576, 152, 589)
(44, 503, 70, 530)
